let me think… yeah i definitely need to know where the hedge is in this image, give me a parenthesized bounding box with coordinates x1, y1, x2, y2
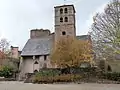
(35, 69, 61, 77)
(0, 66, 14, 78)
(33, 74, 81, 83)
(32, 67, 98, 83)
(102, 72, 120, 81)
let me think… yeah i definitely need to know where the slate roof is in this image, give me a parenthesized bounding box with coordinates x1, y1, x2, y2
(21, 38, 53, 56)
(21, 35, 90, 56)
(76, 35, 90, 40)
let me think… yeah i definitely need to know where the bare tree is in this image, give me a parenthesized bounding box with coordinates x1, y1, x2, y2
(0, 38, 10, 53)
(90, 0, 120, 61)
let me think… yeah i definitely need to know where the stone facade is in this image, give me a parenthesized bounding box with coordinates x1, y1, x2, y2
(11, 46, 20, 59)
(20, 55, 52, 76)
(54, 5, 76, 42)
(20, 4, 90, 79)
(30, 29, 51, 39)
(20, 29, 54, 79)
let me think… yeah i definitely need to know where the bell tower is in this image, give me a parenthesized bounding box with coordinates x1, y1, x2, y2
(54, 5, 76, 42)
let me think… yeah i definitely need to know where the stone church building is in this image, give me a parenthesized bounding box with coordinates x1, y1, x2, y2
(20, 4, 90, 78)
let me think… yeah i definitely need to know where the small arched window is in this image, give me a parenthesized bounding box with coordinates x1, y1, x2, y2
(34, 70, 38, 73)
(60, 8, 63, 14)
(65, 17, 68, 22)
(107, 65, 112, 72)
(34, 61, 38, 64)
(64, 8, 68, 13)
(62, 31, 66, 35)
(44, 55, 47, 61)
(60, 17, 63, 22)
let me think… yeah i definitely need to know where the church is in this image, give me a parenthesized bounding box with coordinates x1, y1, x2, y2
(19, 4, 90, 79)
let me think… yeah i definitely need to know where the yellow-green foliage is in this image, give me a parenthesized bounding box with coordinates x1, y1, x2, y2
(51, 37, 93, 68)
(33, 74, 81, 83)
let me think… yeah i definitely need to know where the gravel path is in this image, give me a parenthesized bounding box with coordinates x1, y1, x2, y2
(0, 81, 119, 90)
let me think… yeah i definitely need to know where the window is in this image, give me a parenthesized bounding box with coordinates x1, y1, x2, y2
(65, 17, 68, 22)
(44, 55, 47, 61)
(43, 63, 47, 69)
(34, 61, 38, 64)
(60, 17, 63, 22)
(107, 65, 112, 72)
(64, 8, 68, 13)
(62, 31, 66, 35)
(34, 70, 38, 73)
(60, 8, 63, 14)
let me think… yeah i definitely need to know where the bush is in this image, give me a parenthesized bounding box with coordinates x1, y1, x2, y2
(103, 72, 120, 81)
(35, 69, 61, 77)
(54, 74, 72, 82)
(0, 66, 14, 78)
(33, 74, 81, 83)
(33, 67, 98, 84)
(61, 67, 97, 74)
(33, 69, 61, 83)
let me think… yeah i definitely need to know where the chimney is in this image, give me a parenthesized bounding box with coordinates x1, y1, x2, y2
(11, 46, 19, 59)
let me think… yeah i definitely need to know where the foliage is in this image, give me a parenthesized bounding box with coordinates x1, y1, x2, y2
(33, 74, 81, 83)
(74, 67, 97, 73)
(102, 72, 120, 81)
(50, 37, 93, 68)
(60, 66, 97, 75)
(33, 68, 120, 83)
(0, 66, 14, 78)
(89, 0, 120, 61)
(31, 67, 101, 84)
(35, 69, 61, 77)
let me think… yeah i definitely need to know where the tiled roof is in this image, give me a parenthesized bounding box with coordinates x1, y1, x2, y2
(21, 38, 53, 56)
(76, 35, 90, 40)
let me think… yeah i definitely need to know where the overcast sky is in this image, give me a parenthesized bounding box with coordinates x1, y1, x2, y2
(0, 0, 110, 50)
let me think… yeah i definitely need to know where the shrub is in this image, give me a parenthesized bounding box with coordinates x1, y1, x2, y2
(0, 66, 14, 78)
(35, 69, 61, 77)
(33, 74, 81, 83)
(73, 74, 82, 81)
(33, 69, 61, 83)
(54, 74, 71, 82)
(103, 72, 120, 81)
